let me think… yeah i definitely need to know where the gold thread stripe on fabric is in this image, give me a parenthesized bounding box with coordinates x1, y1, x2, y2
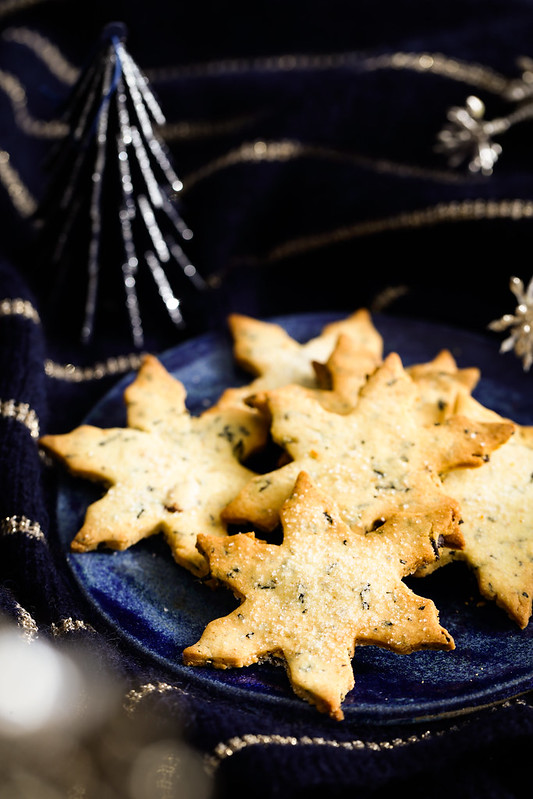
(256, 198, 533, 265)
(2, 27, 78, 84)
(123, 681, 186, 714)
(0, 514, 45, 540)
(161, 111, 265, 142)
(0, 70, 67, 138)
(0, 0, 46, 20)
(0, 296, 40, 322)
(15, 601, 39, 641)
(148, 51, 509, 95)
(3, 28, 510, 94)
(204, 698, 530, 775)
(45, 352, 144, 381)
(0, 149, 37, 216)
(50, 617, 96, 636)
(181, 138, 467, 193)
(0, 134, 469, 222)
(204, 730, 432, 774)
(0, 38, 514, 149)
(0, 398, 39, 438)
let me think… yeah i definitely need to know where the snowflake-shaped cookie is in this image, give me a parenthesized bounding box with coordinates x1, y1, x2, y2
(219, 308, 383, 408)
(184, 471, 456, 720)
(40, 354, 266, 577)
(314, 334, 480, 418)
(222, 352, 514, 541)
(420, 392, 532, 628)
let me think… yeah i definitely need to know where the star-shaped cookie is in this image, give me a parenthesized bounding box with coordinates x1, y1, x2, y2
(218, 308, 383, 408)
(184, 471, 456, 720)
(222, 352, 514, 542)
(406, 348, 481, 424)
(40, 354, 266, 577)
(313, 335, 480, 419)
(419, 392, 532, 628)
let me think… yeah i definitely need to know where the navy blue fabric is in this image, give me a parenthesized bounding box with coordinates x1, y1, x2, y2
(0, 1, 532, 795)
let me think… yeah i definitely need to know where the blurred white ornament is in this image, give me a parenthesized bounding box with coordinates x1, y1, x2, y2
(129, 738, 212, 799)
(0, 629, 85, 737)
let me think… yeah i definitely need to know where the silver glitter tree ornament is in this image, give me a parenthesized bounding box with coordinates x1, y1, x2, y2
(488, 276, 533, 371)
(36, 22, 206, 346)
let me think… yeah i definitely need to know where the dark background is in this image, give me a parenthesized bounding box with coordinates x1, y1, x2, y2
(2, 0, 533, 360)
(0, 2, 532, 797)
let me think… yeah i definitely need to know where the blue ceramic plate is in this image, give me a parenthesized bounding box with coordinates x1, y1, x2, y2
(57, 313, 533, 725)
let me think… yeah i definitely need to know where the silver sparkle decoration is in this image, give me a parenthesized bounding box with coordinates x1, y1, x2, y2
(435, 95, 503, 175)
(488, 276, 533, 371)
(40, 22, 205, 346)
(436, 58, 533, 175)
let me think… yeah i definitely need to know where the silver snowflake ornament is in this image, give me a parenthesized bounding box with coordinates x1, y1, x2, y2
(488, 276, 533, 371)
(435, 95, 502, 176)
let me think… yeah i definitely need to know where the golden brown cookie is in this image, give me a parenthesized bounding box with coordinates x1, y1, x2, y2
(40, 354, 266, 578)
(218, 308, 383, 409)
(184, 471, 456, 720)
(314, 338, 480, 419)
(406, 349, 480, 424)
(418, 392, 532, 628)
(311, 332, 382, 412)
(222, 352, 513, 543)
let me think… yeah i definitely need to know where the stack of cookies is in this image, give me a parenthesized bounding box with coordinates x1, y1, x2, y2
(40, 309, 532, 720)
